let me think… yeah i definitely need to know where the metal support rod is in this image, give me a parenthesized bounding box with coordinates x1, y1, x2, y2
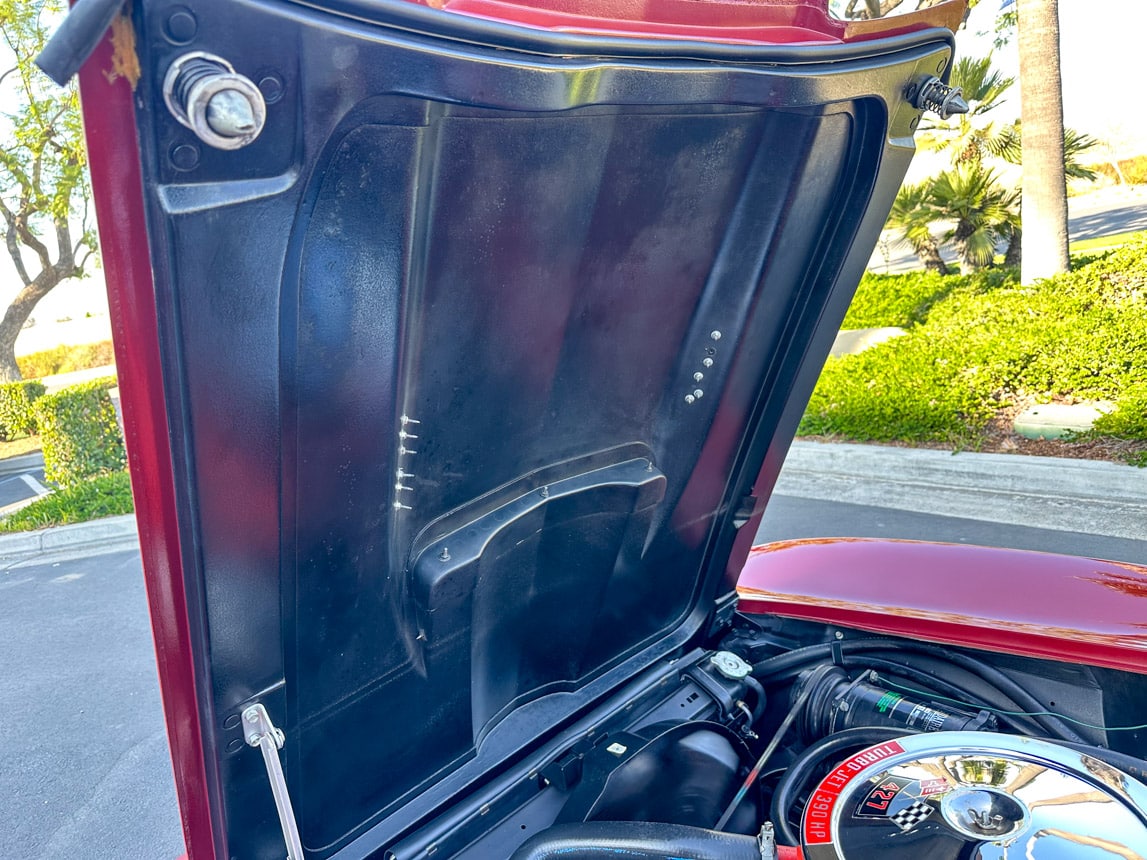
(243, 704, 304, 860)
(714, 682, 816, 831)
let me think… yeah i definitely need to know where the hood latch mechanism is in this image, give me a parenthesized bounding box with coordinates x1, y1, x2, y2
(909, 75, 970, 120)
(243, 703, 304, 860)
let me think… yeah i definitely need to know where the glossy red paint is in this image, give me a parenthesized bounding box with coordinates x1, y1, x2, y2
(738, 538, 1147, 674)
(76, 27, 217, 860)
(418, 0, 966, 45)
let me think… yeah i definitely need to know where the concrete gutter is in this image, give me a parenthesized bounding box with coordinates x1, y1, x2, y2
(0, 514, 138, 567)
(775, 441, 1147, 542)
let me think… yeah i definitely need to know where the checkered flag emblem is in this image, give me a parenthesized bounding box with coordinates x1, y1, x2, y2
(889, 800, 933, 832)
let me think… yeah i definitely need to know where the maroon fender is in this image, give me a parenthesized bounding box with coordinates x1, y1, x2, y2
(737, 538, 1147, 674)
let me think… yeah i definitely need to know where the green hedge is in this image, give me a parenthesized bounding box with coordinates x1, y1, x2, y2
(0, 380, 45, 440)
(17, 340, 115, 379)
(34, 376, 125, 486)
(1093, 156, 1147, 186)
(843, 269, 1016, 330)
(803, 239, 1147, 448)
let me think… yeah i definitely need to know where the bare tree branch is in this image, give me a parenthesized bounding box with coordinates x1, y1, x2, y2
(0, 208, 32, 286)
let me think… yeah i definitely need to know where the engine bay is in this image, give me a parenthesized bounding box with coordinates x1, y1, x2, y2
(383, 616, 1147, 859)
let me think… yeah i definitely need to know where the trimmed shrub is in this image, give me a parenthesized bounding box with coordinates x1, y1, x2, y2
(0, 470, 134, 532)
(1093, 155, 1147, 187)
(843, 269, 1015, 330)
(17, 340, 115, 379)
(0, 380, 45, 440)
(34, 376, 125, 486)
(1091, 384, 1147, 466)
(803, 240, 1147, 446)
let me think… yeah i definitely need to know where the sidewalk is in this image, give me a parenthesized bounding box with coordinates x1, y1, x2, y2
(774, 441, 1147, 542)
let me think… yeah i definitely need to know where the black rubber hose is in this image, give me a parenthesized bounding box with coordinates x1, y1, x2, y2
(839, 655, 1045, 736)
(743, 674, 767, 724)
(868, 644, 1087, 743)
(508, 821, 762, 860)
(769, 727, 916, 847)
(753, 638, 1086, 744)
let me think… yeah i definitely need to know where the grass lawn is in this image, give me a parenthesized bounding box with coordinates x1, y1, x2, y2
(0, 470, 133, 533)
(1071, 229, 1147, 254)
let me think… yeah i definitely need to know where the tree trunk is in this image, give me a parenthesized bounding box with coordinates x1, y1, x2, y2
(918, 239, 950, 275)
(1004, 228, 1022, 268)
(1017, 0, 1070, 283)
(0, 275, 61, 382)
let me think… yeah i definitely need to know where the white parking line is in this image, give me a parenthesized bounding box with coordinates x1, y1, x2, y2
(19, 473, 50, 497)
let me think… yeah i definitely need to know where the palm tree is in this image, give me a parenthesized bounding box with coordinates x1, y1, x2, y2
(1017, 0, 1070, 282)
(886, 182, 950, 274)
(924, 54, 1100, 183)
(919, 56, 1017, 167)
(994, 125, 1101, 181)
(928, 165, 1021, 272)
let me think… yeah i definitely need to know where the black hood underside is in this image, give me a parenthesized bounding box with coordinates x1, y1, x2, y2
(117, 2, 954, 855)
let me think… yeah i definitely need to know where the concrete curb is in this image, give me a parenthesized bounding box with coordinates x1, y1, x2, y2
(0, 514, 138, 566)
(2, 443, 1144, 564)
(775, 441, 1147, 541)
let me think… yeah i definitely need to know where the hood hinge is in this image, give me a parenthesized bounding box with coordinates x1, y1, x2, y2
(243, 703, 304, 860)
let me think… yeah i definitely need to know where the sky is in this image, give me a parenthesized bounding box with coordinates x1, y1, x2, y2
(2, 1, 1146, 354)
(958, 0, 1146, 154)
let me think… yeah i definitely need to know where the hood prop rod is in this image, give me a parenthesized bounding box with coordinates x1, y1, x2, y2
(243, 704, 305, 860)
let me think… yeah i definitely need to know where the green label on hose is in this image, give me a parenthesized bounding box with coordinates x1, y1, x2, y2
(875, 692, 902, 714)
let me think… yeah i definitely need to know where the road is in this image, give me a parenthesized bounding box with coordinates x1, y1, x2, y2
(4, 498, 1146, 858)
(0, 548, 184, 860)
(869, 186, 1147, 274)
(0, 467, 48, 510)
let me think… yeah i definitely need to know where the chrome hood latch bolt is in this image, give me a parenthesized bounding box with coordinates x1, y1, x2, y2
(163, 52, 267, 150)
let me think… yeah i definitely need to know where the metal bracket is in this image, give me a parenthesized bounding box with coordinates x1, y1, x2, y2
(243, 703, 304, 860)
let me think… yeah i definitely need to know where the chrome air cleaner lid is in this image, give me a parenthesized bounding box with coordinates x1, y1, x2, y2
(801, 731, 1147, 859)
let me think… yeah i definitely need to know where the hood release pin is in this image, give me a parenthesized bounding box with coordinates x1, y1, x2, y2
(910, 75, 969, 120)
(163, 52, 267, 150)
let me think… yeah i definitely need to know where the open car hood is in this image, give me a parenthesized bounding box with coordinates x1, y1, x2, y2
(70, 1, 965, 857)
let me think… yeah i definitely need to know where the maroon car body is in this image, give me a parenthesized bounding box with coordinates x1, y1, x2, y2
(62, 0, 1147, 857)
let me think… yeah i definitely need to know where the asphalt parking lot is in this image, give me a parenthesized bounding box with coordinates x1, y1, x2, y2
(0, 549, 184, 860)
(0, 467, 48, 511)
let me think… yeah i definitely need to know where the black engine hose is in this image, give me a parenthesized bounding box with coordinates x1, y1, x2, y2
(769, 727, 917, 847)
(744, 674, 768, 724)
(508, 821, 762, 860)
(839, 655, 1044, 736)
(753, 638, 1086, 744)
